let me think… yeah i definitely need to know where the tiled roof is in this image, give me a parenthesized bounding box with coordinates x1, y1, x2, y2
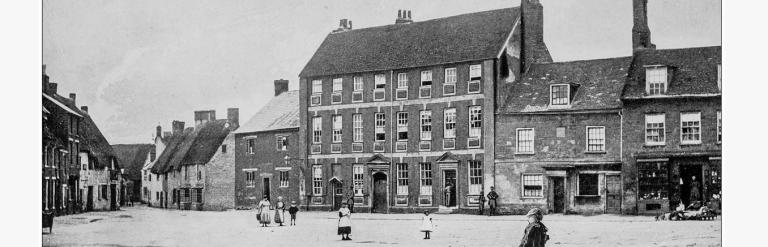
(151, 119, 234, 174)
(502, 57, 633, 113)
(235, 91, 299, 134)
(622, 46, 721, 99)
(112, 144, 154, 181)
(299, 8, 520, 77)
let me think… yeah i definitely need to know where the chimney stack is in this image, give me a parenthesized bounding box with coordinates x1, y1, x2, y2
(520, 0, 552, 71)
(395, 10, 413, 24)
(156, 125, 162, 139)
(172, 121, 185, 135)
(194, 110, 216, 126)
(333, 19, 353, 32)
(632, 0, 655, 51)
(69, 93, 77, 105)
(80, 106, 88, 113)
(42, 65, 50, 93)
(227, 108, 240, 128)
(47, 83, 58, 95)
(274, 79, 289, 96)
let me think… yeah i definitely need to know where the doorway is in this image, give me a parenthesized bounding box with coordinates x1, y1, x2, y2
(86, 186, 93, 211)
(263, 177, 271, 201)
(331, 179, 343, 210)
(372, 172, 388, 213)
(605, 175, 622, 214)
(551, 177, 565, 213)
(110, 184, 117, 210)
(443, 169, 457, 207)
(680, 165, 703, 207)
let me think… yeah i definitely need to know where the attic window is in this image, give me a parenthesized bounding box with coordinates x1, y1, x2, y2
(550, 84, 570, 106)
(645, 66, 667, 95)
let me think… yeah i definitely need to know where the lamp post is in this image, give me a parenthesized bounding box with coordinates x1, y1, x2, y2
(284, 156, 310, 210)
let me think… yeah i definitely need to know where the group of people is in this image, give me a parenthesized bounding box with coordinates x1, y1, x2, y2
(256, 195, 299, 227)
(477, 186, 501, 216)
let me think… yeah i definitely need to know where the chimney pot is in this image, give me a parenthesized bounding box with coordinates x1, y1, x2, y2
(274, 79, 289, 96)
(69, 93, 76, 105)
(172, 121, 185, 135)
(80, 106, 88, 113)
(632, 0, 655, 51)
(395, 10, 413, 24)
(156, 125, 162, 139)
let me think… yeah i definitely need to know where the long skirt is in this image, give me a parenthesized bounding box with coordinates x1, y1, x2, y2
(337, 226, 351, 235)
(274, 209, 285, 223)
(259, 210, 272, 224)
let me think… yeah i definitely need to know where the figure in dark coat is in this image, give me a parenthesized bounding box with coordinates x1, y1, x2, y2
(486, 186, 500, 216)
(519, 208, 549, 247)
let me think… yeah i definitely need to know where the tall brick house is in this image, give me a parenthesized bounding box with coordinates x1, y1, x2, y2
(150, 109, 239, 210)
(495, 57, 632, 215)
(617, 0, 722, 216)
(234, 80, 300, 208)
(298, 0, 551, 213)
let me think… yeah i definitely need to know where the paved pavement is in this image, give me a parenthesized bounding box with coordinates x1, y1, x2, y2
(42, 205, 721, 247)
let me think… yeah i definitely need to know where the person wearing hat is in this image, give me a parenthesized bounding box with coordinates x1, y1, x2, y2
(288, 201, 299, 226)
(337, 202, 352, 240)
(486, 186, 500, 216)
(519, 208, 549, 247)
(257, 195, 272, 227)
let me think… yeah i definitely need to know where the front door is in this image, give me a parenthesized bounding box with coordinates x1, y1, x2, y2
(605, 175, 622, 214)
(372, 172, 388, 213)
(551, 177, 565, 213)
(443, 169, 457, 207)
(263, 177, 271, 200)
(110, 184, 117, 210)
(86, 186, 93, 211)
(331, 179, 343, 210)
(680, 164, 703, 207)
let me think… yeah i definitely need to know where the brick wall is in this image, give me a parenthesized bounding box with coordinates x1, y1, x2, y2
(234, 129, 300, 208)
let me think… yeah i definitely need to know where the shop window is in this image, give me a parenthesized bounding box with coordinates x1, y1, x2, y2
(638, 162, 669, 200)
(578, 174, 599, 196)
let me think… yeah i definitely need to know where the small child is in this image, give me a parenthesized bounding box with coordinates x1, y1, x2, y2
(420, 211, 434, 239)
(288, 201, 299, 226)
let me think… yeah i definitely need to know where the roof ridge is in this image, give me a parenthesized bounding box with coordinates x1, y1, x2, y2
(328, 7, 518, 34)
(534, 56, 633, 66)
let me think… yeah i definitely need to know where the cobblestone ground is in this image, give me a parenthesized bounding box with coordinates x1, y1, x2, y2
(42, 205, 720, 247)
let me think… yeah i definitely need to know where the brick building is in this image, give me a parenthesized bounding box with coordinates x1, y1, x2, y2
(495, 57, 631, 215)
(149, 109, 239, 210)
(297, 0, 551, 213)
(234, 81, 301, 208)
(620, 46, 722, 215)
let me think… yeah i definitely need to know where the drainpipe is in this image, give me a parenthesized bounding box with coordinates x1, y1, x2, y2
(389, 69, 395, 214)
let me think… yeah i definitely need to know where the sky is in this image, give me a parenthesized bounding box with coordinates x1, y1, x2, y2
(42, 0, 721, 144)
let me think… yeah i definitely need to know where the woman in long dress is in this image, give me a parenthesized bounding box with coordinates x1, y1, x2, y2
(337, 202, 352, 240)
(274, 196, 286, 226)
(257, 196, 272, 227)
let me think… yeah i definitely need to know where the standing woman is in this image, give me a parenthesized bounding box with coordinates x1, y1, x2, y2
(337, 202, 352, 240)
(257, 195, 272, 227)
(274, 196, 286, 226)
(519, 208, 549, 247)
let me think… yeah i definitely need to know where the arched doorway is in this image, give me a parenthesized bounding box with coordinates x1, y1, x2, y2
(371, 172, 388, 213)
(330, 178, 343, 210)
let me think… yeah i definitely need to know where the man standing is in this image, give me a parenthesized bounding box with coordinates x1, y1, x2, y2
(478, 188, 486, 215)
(487, 186, 499, 216)
(346, 186, 355, 213)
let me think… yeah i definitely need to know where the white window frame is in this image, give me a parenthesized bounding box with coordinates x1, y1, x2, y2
(420, 111, 432, 141)
(468, 106, 482, 138)
(585, 126, 606, 152)
(375, 112, 386, 142)
(245, 171, 256, 187)
(396, 73, 408, 100)
(352, 76, 364, 102)
(312, 117, 322, 144)
(420, 71, 432, 98)
(680, 112, 702, 145)
(468, 64, 482, 94)
(645, 66, 667, 95)
(312, 165, 322, 196)
(276, 135, 288, 151)
(332, 115, 342, 143)
(374, 74, 386, 101)
(516, 128, 535, 154)
(311, 80, 322, 106)
(279, 170, 289, 187)
(645, 114, 666, 146)
(444, 68, 457, 96)
(353, 164, 364, 196)
(468, 161, 482, 195)
(396, 163, 409, 196)
(331, 78, 343, 104)
(521, 174, 544, 198)
(352, 113, 363, 143)
(419, 163, 432, 196)
(443, 108, 456, 138)
(397, 112, 408, 141)
(550, 84, 570, 106)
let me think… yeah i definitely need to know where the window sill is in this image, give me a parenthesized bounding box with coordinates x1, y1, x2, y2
(584, 151, 607, 154)
(515, 152, 535, 155)
(574, 195, 600, 198)
(680, 142, 702, 146)
(644, 143, 665, 147)
(521, 196, 545, 199)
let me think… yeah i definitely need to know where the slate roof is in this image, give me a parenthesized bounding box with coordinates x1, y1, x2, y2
(299, 7, 520, 77)
(235, 90, 299, 134)
(622, 46, 721, 99)
(502, 57, 633, 113)
(112, 144, 154, 181)
(151, 119, 234, 174)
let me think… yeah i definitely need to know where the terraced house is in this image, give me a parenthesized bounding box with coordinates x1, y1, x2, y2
(298, 0, 551, 213)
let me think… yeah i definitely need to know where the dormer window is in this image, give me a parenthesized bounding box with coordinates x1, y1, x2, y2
(645, 66, 668, 95)
(550, 84, 570, 105)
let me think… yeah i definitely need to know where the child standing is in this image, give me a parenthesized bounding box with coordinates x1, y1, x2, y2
(288, 201, 299, 226)
(420, 211, 434, 239)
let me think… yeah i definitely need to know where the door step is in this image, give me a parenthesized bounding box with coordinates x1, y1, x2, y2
(435, 206, 457, 214)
